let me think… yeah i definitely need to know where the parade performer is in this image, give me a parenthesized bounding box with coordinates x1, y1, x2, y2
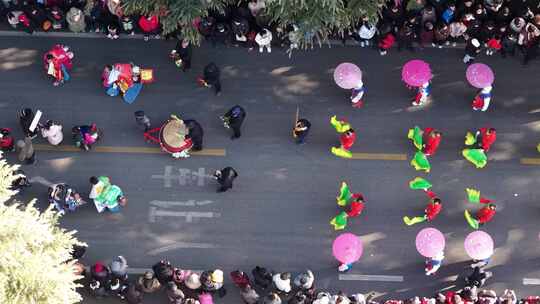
(466, 127, 497, 152)
(408, 126, 432, 172)
(466, 63, 495, 112)
(0, 128, 15, 152)
(43, 44, 73, 86)
(425, 251, 445, 276)
(350, 81, 365, 108)
(462, 147, 488, 169)
(293, 118, 311, 144)
(402, 59, 433, 107)
(422, 128, 442, 156)
(330, 116, 355, 158)
(412, 81, 432, 106)
(472, 86, 493, 111)
(463, 188, 495, 229)
(404, 189, 442, 226)
(94, 184, 127, 213)
(330, 211, 348, 230)
(102, 63, 153, 104)
(346, 194, 365, 218)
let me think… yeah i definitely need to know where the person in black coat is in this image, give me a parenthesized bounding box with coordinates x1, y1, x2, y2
(203, 62, 222, 95)
(221, 105, 246, 139)
(18, 108, 38, 138)
(213, 167, 238, 192)
(184, 119, 204, 151)
(212, 22, 231, 47)
(171, 38, 192, 71)
(152, 260, 174, 285)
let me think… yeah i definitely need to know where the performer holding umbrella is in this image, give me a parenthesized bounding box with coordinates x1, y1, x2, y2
(333, 62, 365, 108)
(332, 233, 363, 272)
(416, 227, 446, 276)
(466, 63, 495, 112)
(402, 59, 433, 106)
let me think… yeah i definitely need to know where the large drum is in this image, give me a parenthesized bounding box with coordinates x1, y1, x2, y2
(159, 118, 193, 154)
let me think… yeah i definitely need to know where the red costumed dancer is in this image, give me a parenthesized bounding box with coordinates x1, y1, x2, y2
(340, 129, 356, 150)
(477, 127, 497, 152)
(43, 44, 73, 86)
(403, 190, 442, 225)
(476, 204, 496, 225)
(422, 128, 442, 156)
(347, 193, 365, 217)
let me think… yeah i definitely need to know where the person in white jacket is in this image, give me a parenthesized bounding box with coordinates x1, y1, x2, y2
(255, 28, 273, 53)
(41, 120, 63, 145)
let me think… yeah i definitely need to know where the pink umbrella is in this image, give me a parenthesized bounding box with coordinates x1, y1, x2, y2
(334, 63, 362, 89)
(332, 233, 363, 264)
(464, 230, 494, 260)
(402, 59, 432, 87)
(466, 63, 494, 88)
(415, 227, 445, 258)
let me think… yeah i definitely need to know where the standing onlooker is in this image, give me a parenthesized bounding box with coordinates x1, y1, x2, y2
(66, 7, 86, 33)
(137, 271, 161, 293)
(420, 22, 434, 48)
(358, 19, 377, 47)
(47, 6, 65, 31)
(41, 120, 63, 145)
(84, 0, 104, 32)
(202, 62, 222, 96)
(255, 28, 273, 53)
(222, 105, 246, 139)
(18, 108, 38, 139)
(486, 34, 502, 55)
(378, 24, 395, 55)
(110, 255, 129, 280)
(398, 21, 416, 51)
(16, 136, 35, 165)
(449, 20, 467, 46)
(125, 283, 144, 304)
(433, 22, 450, 47)
(212, 22, 230, 47)
(0, 128, 15, 152)
(139, 15, 160, 41)
(166, 282, 185, 304)
(120, 15, 135, 35)
(501, 31, 518, 57)
(518, 23, 540, 65)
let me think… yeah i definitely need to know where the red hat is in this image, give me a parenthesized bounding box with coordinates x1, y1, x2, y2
(94, 262, 104, 272)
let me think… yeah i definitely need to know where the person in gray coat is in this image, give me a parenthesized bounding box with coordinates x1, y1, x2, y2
(66, 7, 86, 32)
(110, 256, 128, 280)
(16, 136, 35, 164)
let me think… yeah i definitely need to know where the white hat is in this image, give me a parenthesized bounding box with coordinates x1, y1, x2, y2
(185, 273, 201, 289)
(132, 66, 141, 74)
(471, 38, 480, 48)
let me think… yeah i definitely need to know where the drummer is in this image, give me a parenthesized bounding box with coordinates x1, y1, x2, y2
(184, 119, 204, 151)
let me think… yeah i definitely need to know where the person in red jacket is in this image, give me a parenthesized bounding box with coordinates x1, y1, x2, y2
(403, 190, 442, 226)
(422, 128, 442, 156)
(476, 204, 496, 225)
(486, 35, 502, 56)
(0, 128, 15, 152)
(347, 193, 365, 217)
(138, 15, 160, 41)
(379, 32, 395, 56)
(18, 12, 34, 34)
(476, 127, 496, 152)
(340, 129, 356, 151)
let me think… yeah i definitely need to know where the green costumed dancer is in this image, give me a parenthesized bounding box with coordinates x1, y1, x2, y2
(330, 211, 348, 230)
(336, 182, 353, 206)
(464, 188, 494, 229)
(330, 115, 351, 133)
(408, 126, 424, 150)
(462, 148, 488, 168)
(411, 151, 431, 172)
(409, 177, 432, 190)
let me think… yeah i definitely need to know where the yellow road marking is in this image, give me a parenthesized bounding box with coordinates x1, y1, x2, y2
(520, 158, 540, 165)
(34, 144, 226, 156)
(350, 153, 408, 161)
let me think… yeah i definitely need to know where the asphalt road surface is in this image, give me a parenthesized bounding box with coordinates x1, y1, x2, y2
(1, 34, 540, 303)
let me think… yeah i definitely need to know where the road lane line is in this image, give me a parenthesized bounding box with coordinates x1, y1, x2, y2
(523, 278, 540, 285)
(150, 200, 214, 208)
(520, 158, 540, 165)
(351, 153, 407, 161)
(33, 144, 226, 156)
(147, 243, 218, 255)
(339, 274, 404, 282)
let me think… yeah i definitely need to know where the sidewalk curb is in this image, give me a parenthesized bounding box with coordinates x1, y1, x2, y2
(0, 29, 467, 49)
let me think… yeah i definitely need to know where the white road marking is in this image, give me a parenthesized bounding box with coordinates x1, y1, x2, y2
(149, 200, 214, 208)
(151, 166, 175, 188)
(148, 207, 220, 223)
(29, 176, 54, 187)
(339, 274, 404, 282)
(147, 242, 218, 255)
(523, 278, 540, 285)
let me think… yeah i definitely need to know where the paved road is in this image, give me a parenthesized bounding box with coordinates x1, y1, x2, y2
(2, 35, 540, 303)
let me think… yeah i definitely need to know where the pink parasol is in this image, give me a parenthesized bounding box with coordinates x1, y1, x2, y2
(332, 233, 363, 264)
(464, 230, 494, 260)
(402, 59, 432, 87)
(334, 63, 362, 89)
(415, 227, 445, 258)
(466, 63, 494, 88)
